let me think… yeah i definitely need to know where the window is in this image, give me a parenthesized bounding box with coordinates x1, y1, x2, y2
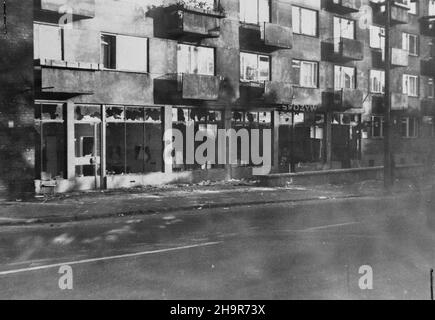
(34, 23, 63, 60)
(370, 70, 385, 93)
(402, 33, 418, 56)
(240, 52, 270, 82)
(422, 116, 435, 137)
(430, 0, 435, 16)
(240, 0, 270, 24)
(292, 6, 318, 36)
(101, 34, 148, 72)
(371, 116, 385, 138)
(334, 66, 356, 90)
(369, 25, 385, 49)
(106, 106, 162, 175)
(292, 60, 318, 88)
(403, 0, 417, 14)
(231, 111, 272, 166)
(172, 108, 224, 170)
(403, 74, 419, 97)
(401, 117, 419, 138)
(429, 78, 435, 98)
(35, 103, 66, 180)
(177, 44, 215, 76)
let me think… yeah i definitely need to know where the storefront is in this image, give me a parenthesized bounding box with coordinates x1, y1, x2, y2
(277, 105, 362, 173)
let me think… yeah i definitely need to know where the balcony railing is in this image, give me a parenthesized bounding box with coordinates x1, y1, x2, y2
(420, 17, 435, 37)
(35, 59, 153, 104)
(371, 1, 409, 25)
(391, 93, 409, 111)
(322, 38, 364, 62)
(323, 89, 364, 111)
(292, 87, 322, 106)
(421, 59, 435, 77)
(322, 0, 360, 14)
(35, 0, 95, 20)
(421, 98, 435, 115)
(165, 3, 225, 40)
(371, 93, 409, 113)
(179, 73, 221, 100)
(239, 22, 293, 52)
(35, 60, 97, 99)
(391, 48, 409, 67)
(261, 23, 293, 50)
(264, 81, 294, 105)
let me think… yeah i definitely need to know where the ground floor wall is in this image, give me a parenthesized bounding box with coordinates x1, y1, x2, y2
(17, 100, 435, 195)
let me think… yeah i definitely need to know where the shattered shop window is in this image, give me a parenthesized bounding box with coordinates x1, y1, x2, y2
(35, 103, 66, 181)
(106, 106, 163, 175)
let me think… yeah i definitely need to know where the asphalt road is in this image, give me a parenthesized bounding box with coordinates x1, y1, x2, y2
(0, 192, 434, 300)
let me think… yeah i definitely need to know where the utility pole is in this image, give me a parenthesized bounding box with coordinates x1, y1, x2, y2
(384, 0, 393, 191)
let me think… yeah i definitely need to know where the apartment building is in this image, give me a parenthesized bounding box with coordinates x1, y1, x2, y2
(0, 0, 435, 198)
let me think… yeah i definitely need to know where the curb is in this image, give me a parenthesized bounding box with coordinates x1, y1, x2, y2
(0, 193, 385, 227)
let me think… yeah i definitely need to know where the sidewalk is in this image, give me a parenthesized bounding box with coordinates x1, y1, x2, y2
(0, 178, 430, 226)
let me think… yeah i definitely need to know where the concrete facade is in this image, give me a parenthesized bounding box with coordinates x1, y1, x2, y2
(1, 0, 435, 197)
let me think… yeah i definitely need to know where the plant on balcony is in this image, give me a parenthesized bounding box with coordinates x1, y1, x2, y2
(175, 0, 225, 16)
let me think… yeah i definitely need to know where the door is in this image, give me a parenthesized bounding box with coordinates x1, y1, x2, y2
(75, 122, 101, 189)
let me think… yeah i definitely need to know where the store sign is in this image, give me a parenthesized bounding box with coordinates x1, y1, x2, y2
(278, 104, 321, 112)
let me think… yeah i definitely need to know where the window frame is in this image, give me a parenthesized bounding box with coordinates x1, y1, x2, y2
(292, 59, 319, 88)
(401, 117, 419, 138)
(292, 6, 318, 37)
(100, 32, 149, 73)
(370, 69, 386, 94)
(239, 0, 271, 25)
(177, 43, 216, 76)
(402, 74, 419, 97)
(334, 65, 356, 90)
(240, 51, 271, 83)
(402, 32, 419, 56)
(371, 115, 385, 139)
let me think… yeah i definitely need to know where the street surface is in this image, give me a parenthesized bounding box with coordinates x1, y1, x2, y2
(0, 192, 434, 299)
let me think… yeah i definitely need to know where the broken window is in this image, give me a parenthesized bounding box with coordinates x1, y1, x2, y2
(106, 106, 162, 175)
(35, 103, 66, 181)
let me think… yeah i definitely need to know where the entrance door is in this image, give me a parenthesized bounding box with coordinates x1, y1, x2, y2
(75, 122, 101, 189)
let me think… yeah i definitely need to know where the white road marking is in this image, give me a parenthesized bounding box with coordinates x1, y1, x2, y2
(0, 242, 221, 276)
(300, 222, 358, 232)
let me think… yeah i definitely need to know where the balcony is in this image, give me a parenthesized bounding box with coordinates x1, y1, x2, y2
(391, 48, 409, 67)
(421, 59, 435, 77)
(35, 59, 154, 104)
(239, 81, 294, 106)
(34, 0, 95, 21)
(421, 98, 435, 115)
(264, 81, 294, 105)
(239, 23, 293, 52)
(322, 0, 360, 14)
(322, 38, 364, 62)
(180, 73, 220, 100)
(371, 1, 409, 25)
(35, 59, 97, 99)
(164, 4, 225, 41)
(371, 93, 409, 113)
(323, 89, 364, 111)
(154, 73, 221, 104)
(391, 93, 409, 111)
(292, 87, 322, 106)
(371, 48, 409, 68)
(420, 17, 435, 37)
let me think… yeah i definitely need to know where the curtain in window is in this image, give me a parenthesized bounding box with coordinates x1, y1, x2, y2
(300, 61, 317, 88)
(34, 24, 62, 60)
(334, 66, 355, 90)
(116, 36, 147, 72)
(177, 45, 214, 76)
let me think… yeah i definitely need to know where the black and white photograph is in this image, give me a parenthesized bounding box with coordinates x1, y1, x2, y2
(0, 0, 435, 306)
